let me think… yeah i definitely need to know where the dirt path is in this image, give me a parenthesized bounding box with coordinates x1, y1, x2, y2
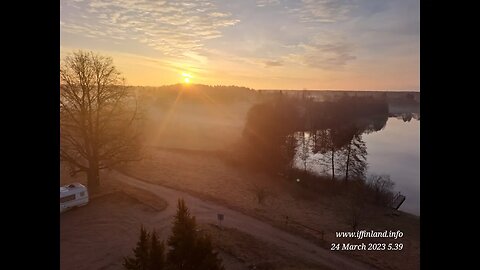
(113, 170, 377, 270)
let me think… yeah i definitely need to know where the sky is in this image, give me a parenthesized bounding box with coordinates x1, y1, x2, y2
(60, 0, 419, 91)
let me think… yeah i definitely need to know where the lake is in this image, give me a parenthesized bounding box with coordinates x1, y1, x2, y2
(363, 116, 420, 216)
(294, 115, 420, 216)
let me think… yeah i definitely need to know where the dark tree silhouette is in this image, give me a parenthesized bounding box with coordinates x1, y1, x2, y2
(149, 84, 256, 106)
(241, 94, 388, 181)
(313, 128, 349, 181)
(149, 230, 165, 270)
(167, 199, 224, 270)
(192, 234, 224, 270)
(284, 133, 298, 173)
(299, 132, 310, 172)
(125, 201, 223, 270)
(167, 199, 197, 269)
(242, 96, 300, 174)
(338, 133, 368, 181)
(60, 51, 142, 192)
(124, 225, 150, 270)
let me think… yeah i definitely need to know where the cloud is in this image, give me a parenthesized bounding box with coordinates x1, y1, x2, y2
(290, 0, 356, 23)
(256, 0, 281, 7)
(264, 60, 283, 67)
(60, 0, 239, 61)
(286, 34, 356, 69)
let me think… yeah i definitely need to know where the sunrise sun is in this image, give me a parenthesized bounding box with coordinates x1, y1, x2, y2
(182, 72, 192, 84)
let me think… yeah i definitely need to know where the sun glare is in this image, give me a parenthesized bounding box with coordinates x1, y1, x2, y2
(181, 72, 192, 84)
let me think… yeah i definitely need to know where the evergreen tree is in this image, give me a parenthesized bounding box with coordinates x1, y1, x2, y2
(193, 235, 225, 270)
(149, 230, 165, 270)
(167, 198, 224, 270)
(167, 199, 198, 269)
(124, 225, 150, 270)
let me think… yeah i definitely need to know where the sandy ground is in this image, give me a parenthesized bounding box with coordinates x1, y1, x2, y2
(120, 148, 420, 270)
(61, 192, 163, 270)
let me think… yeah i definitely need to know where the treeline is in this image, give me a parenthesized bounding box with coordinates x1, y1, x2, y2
(388, 92, 420, 106)
(132, 84, 257, 107)
(239, 94, 398, 224)
(241, 94, 388, 182)
(124, 199, 224, 270)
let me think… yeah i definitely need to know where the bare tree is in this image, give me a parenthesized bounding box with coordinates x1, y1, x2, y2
(299, 132, 310, 172)
(314, 129, 341, 181)
(339, 134, 368, 181)
(60, 51, 142, 192)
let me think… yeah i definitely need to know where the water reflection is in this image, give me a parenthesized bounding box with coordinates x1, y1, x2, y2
(363, 117, 420, 215)
(242, 94, 420, 215)
(294, 114, 420, 216)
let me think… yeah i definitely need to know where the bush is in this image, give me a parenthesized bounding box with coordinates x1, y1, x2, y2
(343, 181, 367, 231)
(251, 184, 269, 205)
(366, 174, 395, 206)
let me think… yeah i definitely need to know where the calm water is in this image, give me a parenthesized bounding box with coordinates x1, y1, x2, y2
(363, 117, 420, 216)
(294, 116, 420, 216)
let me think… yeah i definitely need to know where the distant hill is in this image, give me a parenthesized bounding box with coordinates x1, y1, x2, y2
(132, 84, 258, 105)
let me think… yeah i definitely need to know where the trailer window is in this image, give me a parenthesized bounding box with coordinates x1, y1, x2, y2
(80, 191, 85, 197)
(60, 194, 75, 203)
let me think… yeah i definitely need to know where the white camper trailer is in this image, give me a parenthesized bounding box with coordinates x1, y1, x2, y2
(60, 183, 89, 213)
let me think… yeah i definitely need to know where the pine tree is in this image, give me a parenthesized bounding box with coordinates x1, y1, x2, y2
(193, 234, 225, 270)
(149, 230, 165, 270)
(167, 199, 197, 269)
(123, 225, 150, 270)
(167, 198, 224, 270)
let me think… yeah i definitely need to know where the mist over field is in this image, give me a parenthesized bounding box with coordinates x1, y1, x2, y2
(140, 85, 256, 151)
(136, 84, 419, 151)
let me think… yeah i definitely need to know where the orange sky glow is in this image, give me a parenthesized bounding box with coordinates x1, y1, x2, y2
(60, 0, 419, 91)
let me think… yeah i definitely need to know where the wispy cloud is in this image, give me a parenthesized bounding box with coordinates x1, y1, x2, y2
(290, 0, 356, 23)
(264, 60, 283, 67)
(61, 0, 239, 60)
(286, 34, 356, 69)
(256, 0, 281, 7)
